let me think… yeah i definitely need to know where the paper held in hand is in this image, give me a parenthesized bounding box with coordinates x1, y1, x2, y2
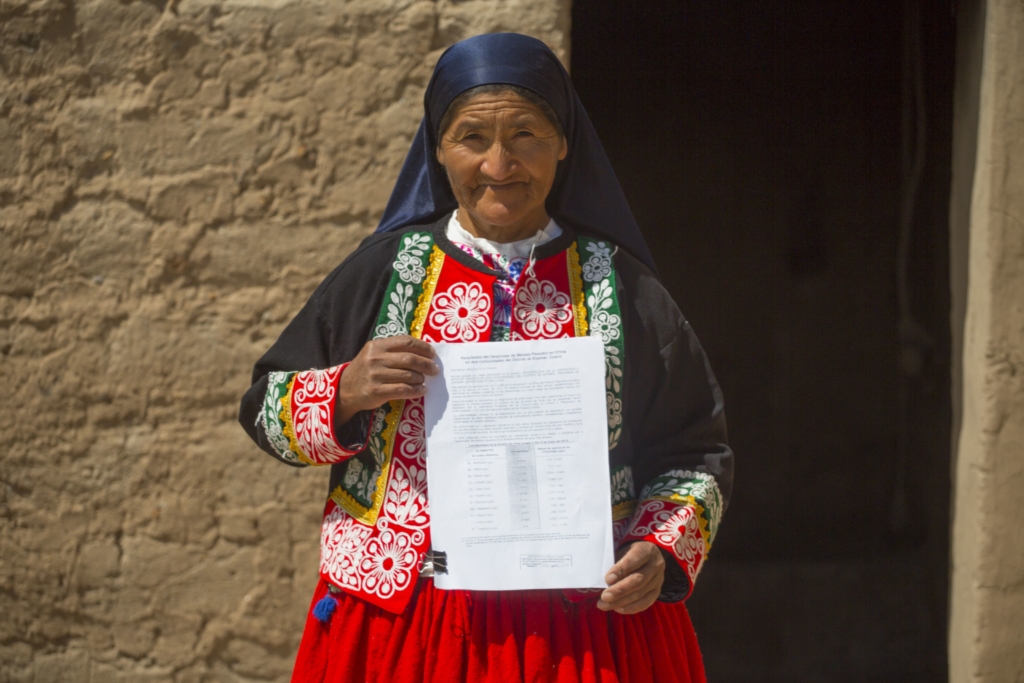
(423, 336, 615, 591)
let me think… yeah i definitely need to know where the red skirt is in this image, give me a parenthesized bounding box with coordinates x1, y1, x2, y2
(291, 578, 706, 683)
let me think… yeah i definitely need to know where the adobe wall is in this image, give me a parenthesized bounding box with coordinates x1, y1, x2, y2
(949, 0, 1024, 679)
(0, 2, 568, 681)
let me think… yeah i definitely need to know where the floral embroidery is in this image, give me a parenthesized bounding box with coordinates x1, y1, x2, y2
(259, 371, 301, 464)
(639, 469, 724, 546)
(606, 392, 623, 429)
(320, 504, 373, 590)
(337, 233, 434, 519)
(577, 237, 625, 450)
(514, 279, 572, 338)
(320, 504, 427, 604)
(610, 465, 635, 505)
(623, 498, 707, 587)
(453, 243, 527, 342)
(375, 283, 415, 338)
(332, 398, 401, 523)
(582, 240, 613, 283)
(605, 345, 623, 395)
(429, 281, 491, 342)
(358, 521, 423, 600)
(586, 280, 621, 345)
(384, 461, 429, 528)
(343, 458, 365, 488)
(393, 233, 431, 283)
(288, 366, 354, 464)
(396, 401, 425, 459)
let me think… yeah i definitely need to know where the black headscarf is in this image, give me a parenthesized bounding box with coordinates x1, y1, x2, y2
(374, 32, 656, 272)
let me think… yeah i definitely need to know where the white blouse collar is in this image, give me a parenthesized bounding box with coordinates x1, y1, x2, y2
(446, 211, 563, 261)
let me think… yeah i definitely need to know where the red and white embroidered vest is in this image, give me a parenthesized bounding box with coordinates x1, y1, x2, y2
(316, 233, 628, 613)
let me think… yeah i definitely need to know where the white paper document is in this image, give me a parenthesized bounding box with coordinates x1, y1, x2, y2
(423, 336, 615, 591)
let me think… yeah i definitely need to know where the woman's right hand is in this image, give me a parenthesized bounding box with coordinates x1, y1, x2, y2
(337, 335, 439, 425)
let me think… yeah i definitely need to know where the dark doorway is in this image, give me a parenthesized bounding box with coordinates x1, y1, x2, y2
(571, 1, 954, 680)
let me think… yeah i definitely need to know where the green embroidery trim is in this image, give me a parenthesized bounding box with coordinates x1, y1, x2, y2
(639, 470, 724, 548)
(577, 237, 625, 451)
(610, 465, 635, 505)
(333, 232, 435, 523)
(260, 370, 301, 465)
(610, 464, 636, 521)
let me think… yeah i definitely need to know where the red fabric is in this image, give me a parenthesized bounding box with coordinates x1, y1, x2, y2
(291, 579, 706, 683)
(619, 501, 707, 602)
(419, 254, 495, 343)
(509, 250, 578, 341)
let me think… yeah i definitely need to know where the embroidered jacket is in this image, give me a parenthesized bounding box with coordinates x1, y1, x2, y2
(239, 216, 733, 614)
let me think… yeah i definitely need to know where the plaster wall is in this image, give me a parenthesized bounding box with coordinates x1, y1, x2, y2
(0, 2, 568, 681)
(949, 0, 1024, 679)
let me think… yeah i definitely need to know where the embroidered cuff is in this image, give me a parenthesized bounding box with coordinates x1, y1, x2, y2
(256, 363, 369, 466)
(620, 498, 706, 600)
(620, 470, 725, 600)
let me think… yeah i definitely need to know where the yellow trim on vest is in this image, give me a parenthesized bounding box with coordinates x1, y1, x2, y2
(410, 245, 444, 339)
(612, 499, 637, 522)
(567, 242, 588, 338)
(334, 244, 444, 524)
(331, 398, 403, 524)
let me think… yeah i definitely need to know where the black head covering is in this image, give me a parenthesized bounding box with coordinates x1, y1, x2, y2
(375, 32, 656, 272)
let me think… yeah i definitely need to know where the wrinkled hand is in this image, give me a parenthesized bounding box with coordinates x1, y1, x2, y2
(337, 335, 438, 425)
(596, 541, 665, 614)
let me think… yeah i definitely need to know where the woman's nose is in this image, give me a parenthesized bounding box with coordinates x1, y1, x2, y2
(480, 143, 516, 181)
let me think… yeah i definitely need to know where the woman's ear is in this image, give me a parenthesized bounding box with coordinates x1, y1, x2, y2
(557, 135, 568, 161)
(436, 146, 446, 167)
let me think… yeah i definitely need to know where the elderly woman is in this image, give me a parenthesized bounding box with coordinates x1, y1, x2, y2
(239, 33, 732, 683)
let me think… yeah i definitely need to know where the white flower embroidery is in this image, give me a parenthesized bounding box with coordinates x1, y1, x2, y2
(384, 462, 429, 528)
(320, 505, 372, 590)
(291, 366, 351, 464)
(582, 240, 613, 282)
(639, 470, 723, 543)
(607, 392, 623, 428)
(397, 401, 425, 461)
(590, 309, 621, 345)
(514, 278, 572, 338)
(610, 465, 635, 505)
(393, 251, 426, 284)
(375, 283, 414, 339)
(429, 282, 490, 342)
(624, 499, 706, 581)
(358, 525, 419, 599)
(343, 458, 364, 487)
(604, 344, 623, 393)
(260, 371, 299, 464)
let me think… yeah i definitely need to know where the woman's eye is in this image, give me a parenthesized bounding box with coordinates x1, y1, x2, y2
(515, 130, 534, 138)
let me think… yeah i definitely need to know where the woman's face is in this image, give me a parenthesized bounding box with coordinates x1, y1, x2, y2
(436, 91, 567, 233)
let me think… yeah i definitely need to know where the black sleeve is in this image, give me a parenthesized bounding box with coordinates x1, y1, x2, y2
(236, 230, 404, 464)
(617, 251, 734, 508)
(614, 250, 733, 602)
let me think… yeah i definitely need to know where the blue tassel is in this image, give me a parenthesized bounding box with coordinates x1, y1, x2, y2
(312, 593, 338, 623)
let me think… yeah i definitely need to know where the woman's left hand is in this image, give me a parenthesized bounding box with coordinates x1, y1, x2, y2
(596, 541, 665, 614)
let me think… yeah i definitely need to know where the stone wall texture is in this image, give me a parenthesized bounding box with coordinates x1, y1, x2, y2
(0, 1, 568, 681)
(949, 0, 1024, 680)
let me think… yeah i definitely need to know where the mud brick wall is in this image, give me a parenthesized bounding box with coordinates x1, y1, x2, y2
(0, 2, 568, 680)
